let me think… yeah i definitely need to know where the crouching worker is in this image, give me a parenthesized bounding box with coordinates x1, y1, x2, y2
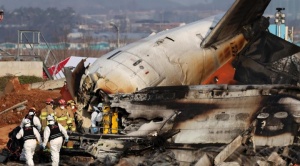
(41, 115, 69, 166)
(16, 118, 42, 166)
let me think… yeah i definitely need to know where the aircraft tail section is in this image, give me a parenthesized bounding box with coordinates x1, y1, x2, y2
(201, 0, 270, 48)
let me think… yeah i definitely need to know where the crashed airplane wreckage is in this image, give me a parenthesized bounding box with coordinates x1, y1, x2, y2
(67, 84, 300, 165)
(61, 0, 300, 165)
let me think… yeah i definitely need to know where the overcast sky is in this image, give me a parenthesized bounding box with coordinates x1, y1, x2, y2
(0, 0, 235, 13)
(0, 0, 292, 17)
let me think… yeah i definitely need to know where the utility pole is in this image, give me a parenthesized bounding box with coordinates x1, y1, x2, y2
(274, 8, 285, 39)
(110, 22, 120, 48)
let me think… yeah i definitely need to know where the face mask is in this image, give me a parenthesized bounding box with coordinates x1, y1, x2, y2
(60, 106, 65, 109)
(71, 106, 75, 109)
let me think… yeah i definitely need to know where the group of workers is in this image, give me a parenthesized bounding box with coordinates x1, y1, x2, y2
(16, 98, 77, 166)
(90, 102, 120, 134)
(12, 94, 107, 166)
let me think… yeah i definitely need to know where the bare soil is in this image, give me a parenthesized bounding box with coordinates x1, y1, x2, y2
(0, 77, 61, 149)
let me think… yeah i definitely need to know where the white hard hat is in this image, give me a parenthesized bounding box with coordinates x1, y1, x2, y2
(47, 114, 54, 121)
(23, 118, 31, 127)
(97, 103, 103, 108)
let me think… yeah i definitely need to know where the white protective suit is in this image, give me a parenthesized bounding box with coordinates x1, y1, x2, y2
(19, 116, 42, 161)
(20, 116, 42, 132)
(90, 106, 103, 133)
(42, 122, 69, 166)
(16, 127, 42, 166)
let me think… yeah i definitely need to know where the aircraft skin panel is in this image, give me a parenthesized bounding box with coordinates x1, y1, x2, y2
(110, 51, 163, 88)
(172, 97, 260, 144)
(94, 64, 139, 94)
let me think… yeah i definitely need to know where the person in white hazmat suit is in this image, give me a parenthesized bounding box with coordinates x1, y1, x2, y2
(41, 115, 69, 166)
(90, 103, 103, 134)
(19, 107, 42, 161)
(16, 118, 42, 166)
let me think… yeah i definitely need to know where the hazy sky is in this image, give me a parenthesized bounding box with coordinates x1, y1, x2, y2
(0, 0, 235, 13)
(0, 0, 292, 17)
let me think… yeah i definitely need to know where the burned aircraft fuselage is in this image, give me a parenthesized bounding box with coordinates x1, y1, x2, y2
(70, 84, 300, 165)
(109, 84, 300, 146)
(67, 0, 300, 116)
(63, 0, 300, 164)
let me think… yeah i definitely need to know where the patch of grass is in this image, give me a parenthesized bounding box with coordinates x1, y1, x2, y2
(0, 75, 44, 91)
(18, 75, 44, 84)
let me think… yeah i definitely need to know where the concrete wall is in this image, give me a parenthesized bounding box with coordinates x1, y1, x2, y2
(0, 61, 43, 78)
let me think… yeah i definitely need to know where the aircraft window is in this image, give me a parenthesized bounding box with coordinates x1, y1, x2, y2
(133, 59, 142, 66)
(107, 51, 121, 59)
(215, 113, 229, 121)
(155, 37, 175, 45)
(274, 112, 288, 119)
(152, 117, 163, 122)
(257, 113, 269, 119)
(196, 115, 208, 122)
(235, 113, 249, 121)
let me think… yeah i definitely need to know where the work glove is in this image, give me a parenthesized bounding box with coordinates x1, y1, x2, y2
(65, 138, 69, 143)
(92, 127, 98, 134)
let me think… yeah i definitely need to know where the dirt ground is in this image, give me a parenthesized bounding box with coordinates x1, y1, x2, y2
(0, 77, 61, 150)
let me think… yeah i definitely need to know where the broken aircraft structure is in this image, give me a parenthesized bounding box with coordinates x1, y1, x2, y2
(69, 84, 300, 165)
(62, 0, 300, 165)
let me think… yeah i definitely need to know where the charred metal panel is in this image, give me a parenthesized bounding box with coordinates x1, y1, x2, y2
(234, 32, 300, 85)
(110, 84, 300, 144)
(64, 59, 86, 101)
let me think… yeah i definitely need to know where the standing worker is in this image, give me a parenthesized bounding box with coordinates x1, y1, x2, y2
(54, 99, 68, 130)
(20, 107, 42, 132)
(65, 100, 76, 148)
(16, 118, 42, 166)
(40, 98, 55, 131)
(90, 103, 103, 134)
(19, 107, 42, 162)
(66, 100, 76, 132)
(41, 115, 69, 166)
